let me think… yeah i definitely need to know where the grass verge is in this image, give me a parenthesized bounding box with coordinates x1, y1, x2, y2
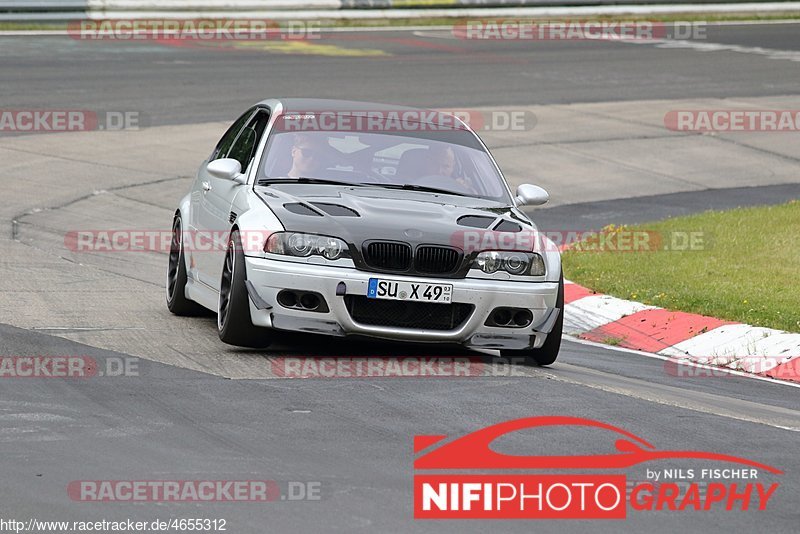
(562, 200, 800, 333)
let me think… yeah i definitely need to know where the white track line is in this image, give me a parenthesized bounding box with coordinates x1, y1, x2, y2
(565, 334, 800, 389)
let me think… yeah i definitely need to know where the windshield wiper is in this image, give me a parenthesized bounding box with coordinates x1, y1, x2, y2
(257, 177, 372, 187)
(375, 183, 469, 197)
(258, 178, 470, 198)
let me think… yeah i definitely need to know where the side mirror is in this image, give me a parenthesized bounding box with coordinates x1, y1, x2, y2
(207, 158, 245, 183)
(515, 184, 549, 206)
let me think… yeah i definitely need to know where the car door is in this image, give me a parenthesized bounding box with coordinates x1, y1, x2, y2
(196, 107, 271, 289)
(190, 107, 254, 287)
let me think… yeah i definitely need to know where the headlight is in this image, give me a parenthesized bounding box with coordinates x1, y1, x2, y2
(475, 251, 502, 273)
(473, 251, 545, 276)
(318, 236, 344, 260)
(287, 233, 315, 256)
(503, 253, 528, 275)
(265, 232, 349, 261)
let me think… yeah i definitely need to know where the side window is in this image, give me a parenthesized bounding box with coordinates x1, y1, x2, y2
(247, 108, 270, 143)
(211, 108, 254, 161)
(227, 109, 270, 172)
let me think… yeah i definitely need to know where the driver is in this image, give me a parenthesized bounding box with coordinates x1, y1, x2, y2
(428, 145, 456, 178)
(287, 134, 327, 178)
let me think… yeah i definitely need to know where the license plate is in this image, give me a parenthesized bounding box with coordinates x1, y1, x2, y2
(367, 278, 452, 304)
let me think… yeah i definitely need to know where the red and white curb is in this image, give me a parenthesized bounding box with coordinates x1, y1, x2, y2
(563, 280, 800, 383)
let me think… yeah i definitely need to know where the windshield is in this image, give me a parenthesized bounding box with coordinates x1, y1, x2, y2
(259, 126, 511, 203)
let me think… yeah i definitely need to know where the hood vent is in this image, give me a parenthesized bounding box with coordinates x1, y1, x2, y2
(493, 220, 523, 232)
(312, 203, 360, 217)
(457, 215, 495, 229)
(283, 203, 323, 217)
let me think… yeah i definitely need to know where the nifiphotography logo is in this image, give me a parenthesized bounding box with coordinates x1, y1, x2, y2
(413, 417, 782, 519)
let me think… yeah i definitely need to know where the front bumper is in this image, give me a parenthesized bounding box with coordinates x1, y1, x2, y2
(244, 256, 560, 351)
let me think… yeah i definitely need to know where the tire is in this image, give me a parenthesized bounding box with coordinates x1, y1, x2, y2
(500, 273, 564, 366)
(217, 229, 272, 348)
(166, 216, 206, 316)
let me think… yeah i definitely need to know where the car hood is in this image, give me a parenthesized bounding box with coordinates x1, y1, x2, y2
(255, 183, 535, 249)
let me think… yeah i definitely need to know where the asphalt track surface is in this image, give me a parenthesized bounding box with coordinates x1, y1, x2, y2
(1, 22, 799, 533)
(1, 23, 799, 125)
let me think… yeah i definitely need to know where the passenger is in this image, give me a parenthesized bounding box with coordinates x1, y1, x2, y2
(426, 145, 477, 194)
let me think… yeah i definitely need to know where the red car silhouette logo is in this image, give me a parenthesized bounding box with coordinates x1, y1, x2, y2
(414, 416, 782, 473)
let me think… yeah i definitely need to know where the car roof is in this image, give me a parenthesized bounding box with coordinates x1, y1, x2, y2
(259, 98, 470, 129)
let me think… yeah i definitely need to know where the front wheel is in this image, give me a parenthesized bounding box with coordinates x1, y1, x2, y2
(500, 273, 564, 366)
(217, 229, 272, 348)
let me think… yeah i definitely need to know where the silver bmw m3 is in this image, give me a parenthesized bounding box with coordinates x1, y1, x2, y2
(167, 98, 563, 365)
